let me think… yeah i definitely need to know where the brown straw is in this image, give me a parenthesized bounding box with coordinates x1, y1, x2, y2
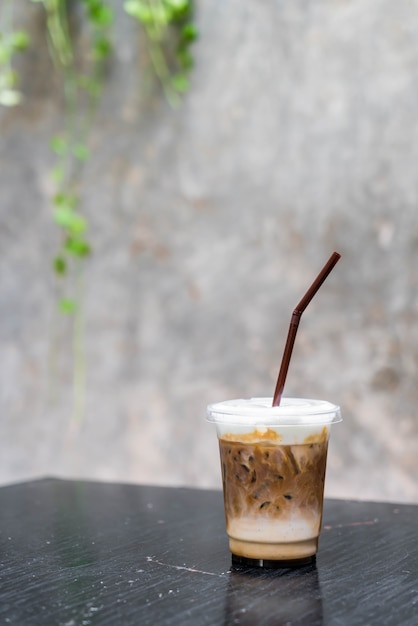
(272, 251, 341, 406)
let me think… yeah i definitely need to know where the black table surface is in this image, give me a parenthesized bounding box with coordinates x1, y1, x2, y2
(0, 478, 417, 625)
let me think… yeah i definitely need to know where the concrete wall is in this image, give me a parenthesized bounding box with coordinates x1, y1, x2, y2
(1, 0, 417, 503)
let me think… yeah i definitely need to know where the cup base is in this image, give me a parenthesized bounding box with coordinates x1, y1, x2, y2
(231, 553, 316, 569)
(229, 536, 318, 561)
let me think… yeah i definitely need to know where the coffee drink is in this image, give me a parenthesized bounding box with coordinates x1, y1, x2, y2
(207, 398, 341, 565)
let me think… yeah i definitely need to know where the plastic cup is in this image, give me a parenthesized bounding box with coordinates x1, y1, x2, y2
(207, 397, 342, 567)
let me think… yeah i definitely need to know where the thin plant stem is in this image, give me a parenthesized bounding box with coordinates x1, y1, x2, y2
(148, 40, 179, 107)
(44, 0, 73, 68)
(71, 261, 86, 423)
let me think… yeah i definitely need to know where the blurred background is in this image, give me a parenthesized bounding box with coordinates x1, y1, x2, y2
(1, 0, 417, 503)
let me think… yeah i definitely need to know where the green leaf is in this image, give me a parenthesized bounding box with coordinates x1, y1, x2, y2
(73, 143, 90, 161)
(11, 31, 30, 51)
(50, 135, 68, 156)
(164, 0, 189, 17)
(171, 72, 189, 93)
(53, 192, 78, 209)
(54, 206, 87, 235)
(124, 1, 153, 24)
(181, 23, 198, 43)
(53, 256, 67, 275)
(87, 4, 114, 27)
(93, 37, 112, 60)
(165, 0, 188, 8)
(59, 298, 77, 314)
(65, 237, 91, 257)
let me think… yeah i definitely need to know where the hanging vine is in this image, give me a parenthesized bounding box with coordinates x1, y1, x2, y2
(124, 0, 197, 107)
(1, 0, 198, 422)
(27, 0, 114, 421)
(0, 0, 30, 106)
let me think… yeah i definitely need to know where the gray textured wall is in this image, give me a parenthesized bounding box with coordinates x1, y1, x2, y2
(1, 0, 417, 503)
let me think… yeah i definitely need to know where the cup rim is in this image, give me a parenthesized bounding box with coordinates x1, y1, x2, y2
(206, 397, 342, 426)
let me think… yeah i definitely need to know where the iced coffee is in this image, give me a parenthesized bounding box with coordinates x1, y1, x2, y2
(207, 398, 341, 565)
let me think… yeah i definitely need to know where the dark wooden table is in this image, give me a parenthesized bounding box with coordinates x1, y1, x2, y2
(0, 478, 417, 625)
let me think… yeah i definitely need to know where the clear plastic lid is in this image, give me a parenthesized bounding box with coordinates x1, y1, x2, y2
(206, 397, 342, 426)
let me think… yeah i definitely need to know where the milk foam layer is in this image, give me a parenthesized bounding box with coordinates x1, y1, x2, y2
(207, 397, 341, 444)
(227, 513, 319, 543)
